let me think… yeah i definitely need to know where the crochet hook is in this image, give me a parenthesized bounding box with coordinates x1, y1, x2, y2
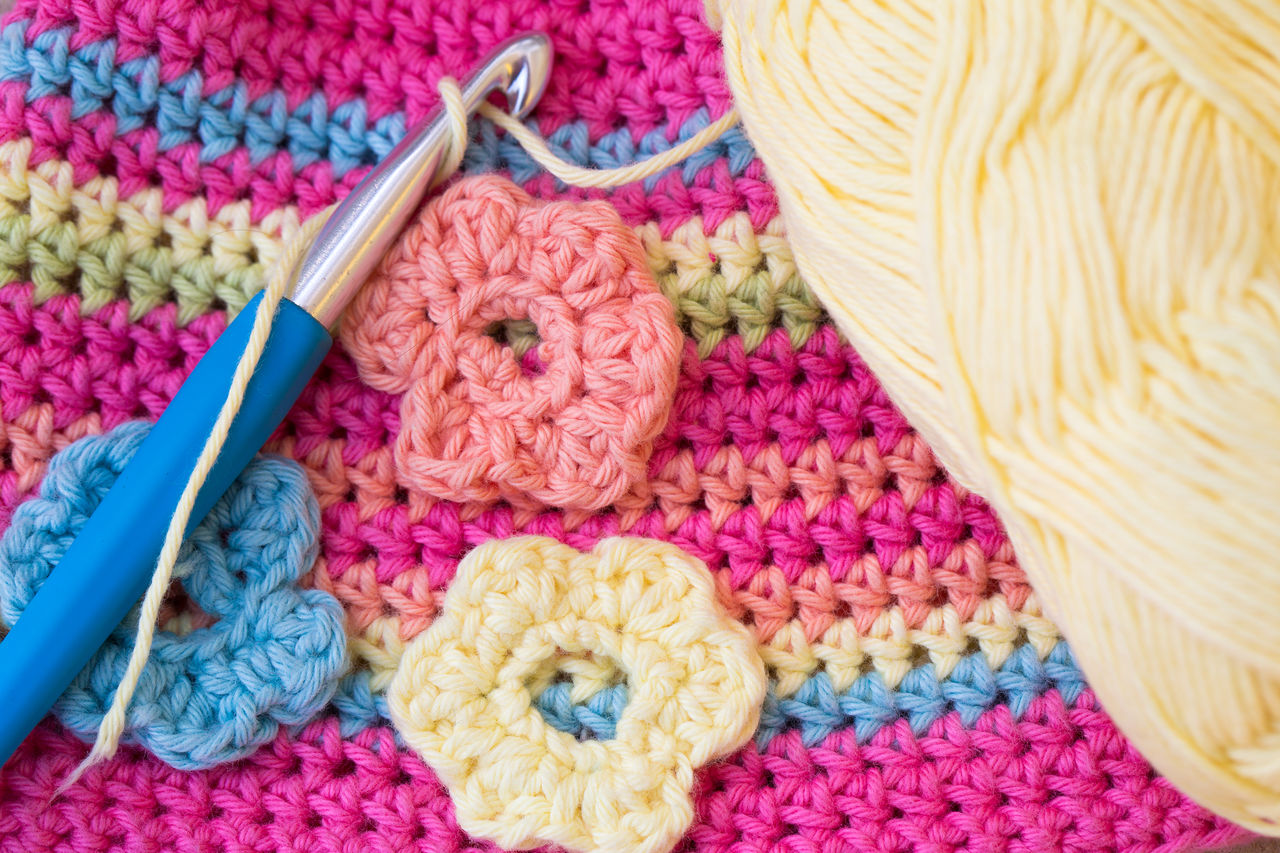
(0, 33, 553, 767)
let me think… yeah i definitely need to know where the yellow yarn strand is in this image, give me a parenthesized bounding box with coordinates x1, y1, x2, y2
(479, 101, 740, 189)
(57, 205, 335, 791)
(64, 77, 741, 784)
(709, 0, 1280, 831)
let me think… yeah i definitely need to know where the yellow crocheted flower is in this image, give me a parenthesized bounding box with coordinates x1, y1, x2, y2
(387, 536, 766, 853)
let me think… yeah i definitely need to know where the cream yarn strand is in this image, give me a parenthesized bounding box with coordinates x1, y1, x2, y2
(62, 77, 739, 785)
(58, 206, 335, 791)
(479, 103, 740, 189)
(710, 0, 1280, 831)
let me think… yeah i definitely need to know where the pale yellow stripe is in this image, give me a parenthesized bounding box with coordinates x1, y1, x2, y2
(0, 140, 811, 341)
(350, 592, 1060, 699)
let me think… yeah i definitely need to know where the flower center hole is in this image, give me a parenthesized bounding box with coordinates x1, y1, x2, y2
(484, 319, 544, 377)
(158, 578, 218, 636)
(528, 649, 629, 742)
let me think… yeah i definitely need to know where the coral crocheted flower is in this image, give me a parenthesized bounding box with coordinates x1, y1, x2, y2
(0, 421, 348, 769)
(387, 536, 766, 853)
(340, 175, 683, 511)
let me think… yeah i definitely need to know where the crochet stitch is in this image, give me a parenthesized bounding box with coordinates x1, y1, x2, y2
(341, 175, 683, 512)
(0, 420, 349, 769)
(0, 20, 756, 183)
(0, 5, 775, 229)
(0, 0, 1253, 849)
(387, 536, 766, 853)
(0, 701, 1246, 853)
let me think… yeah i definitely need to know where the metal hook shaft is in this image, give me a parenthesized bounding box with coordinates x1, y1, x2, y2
(288, 32, 553, 328)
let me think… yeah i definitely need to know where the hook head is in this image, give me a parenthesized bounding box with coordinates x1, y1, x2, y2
(496, 32, 553, 120)
(468, 32, 553, 121)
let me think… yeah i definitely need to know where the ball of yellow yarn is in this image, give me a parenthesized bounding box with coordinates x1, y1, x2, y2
(708, 0, 1280, 831)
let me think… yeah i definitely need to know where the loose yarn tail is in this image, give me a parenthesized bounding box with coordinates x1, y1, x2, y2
(58, 206, 334, 792)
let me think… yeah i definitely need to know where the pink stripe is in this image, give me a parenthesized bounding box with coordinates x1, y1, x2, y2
(0, 692, 1245, 852)
(686, 691, 1247, 853)
(14, 0, 732, 128)
(290, 328, 1017, 600)
(0, 0, 763, 230)
(0, 287, 1030, 632)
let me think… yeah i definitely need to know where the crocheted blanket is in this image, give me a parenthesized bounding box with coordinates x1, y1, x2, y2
(0, 0, 1251, 850)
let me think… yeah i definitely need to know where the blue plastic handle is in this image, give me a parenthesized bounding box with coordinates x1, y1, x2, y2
(0, 293, 332, 766)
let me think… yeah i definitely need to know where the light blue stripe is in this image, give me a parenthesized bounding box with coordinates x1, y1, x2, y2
(0, 21, 757, 183)
(535, 682, 629, 740)
(759, 642, 1084, 748)
(326, 641, 1085, 747)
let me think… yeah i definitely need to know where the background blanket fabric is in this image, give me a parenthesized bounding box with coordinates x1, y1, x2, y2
(0, 0, 1256, 851)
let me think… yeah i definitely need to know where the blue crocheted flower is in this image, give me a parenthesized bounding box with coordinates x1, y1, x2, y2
(0, 421, 348, 769)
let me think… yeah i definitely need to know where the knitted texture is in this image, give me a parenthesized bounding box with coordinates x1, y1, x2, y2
(0, 420, 348, 769)
(0, 0, 1252, 850)
(341, 176, 683, 512)
(389, 536, 765, 853)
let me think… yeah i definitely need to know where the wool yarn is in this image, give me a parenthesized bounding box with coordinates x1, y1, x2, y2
(709, 0, 1280, 831)
(0, 0, 1256, 849)
(340, 175, 683, 513)
(388, 536, 765, 853)
(0, 420, 349, 769)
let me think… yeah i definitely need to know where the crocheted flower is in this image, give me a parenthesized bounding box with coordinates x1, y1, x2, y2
(0, 421, 348, 769)
(387, 536, 766, 853)
(340, 176, 683, 511)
